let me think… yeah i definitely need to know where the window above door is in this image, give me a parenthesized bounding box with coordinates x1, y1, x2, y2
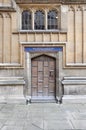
(21, 8, 59, 31)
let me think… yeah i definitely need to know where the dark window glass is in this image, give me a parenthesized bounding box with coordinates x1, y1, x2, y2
(34, 10, 45, 30)
(48, 10, 58, 29)
(22, 10, 32, 30)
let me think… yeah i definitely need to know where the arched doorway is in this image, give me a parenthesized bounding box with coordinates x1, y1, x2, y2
(31, 55, 56, 101)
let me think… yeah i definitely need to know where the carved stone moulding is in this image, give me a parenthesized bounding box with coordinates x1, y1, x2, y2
(15, 0, 86, 4)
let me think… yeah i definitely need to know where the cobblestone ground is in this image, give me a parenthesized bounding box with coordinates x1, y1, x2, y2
(0, 103, 86, 130)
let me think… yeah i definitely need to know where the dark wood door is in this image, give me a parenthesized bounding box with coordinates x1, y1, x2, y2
(31, 55, 56, 100)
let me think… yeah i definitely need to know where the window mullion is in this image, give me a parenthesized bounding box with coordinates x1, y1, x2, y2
(32, 10, 34, 30)
(45, 10, 47, 30)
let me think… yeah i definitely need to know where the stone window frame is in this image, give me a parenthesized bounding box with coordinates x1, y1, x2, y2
(21, 8, 60, 30)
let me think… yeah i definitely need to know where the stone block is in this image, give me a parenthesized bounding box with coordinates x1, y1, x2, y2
(0, 77, 26, 104)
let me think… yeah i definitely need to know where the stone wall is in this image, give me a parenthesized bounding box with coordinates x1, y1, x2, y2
(0, 0, 86, 103)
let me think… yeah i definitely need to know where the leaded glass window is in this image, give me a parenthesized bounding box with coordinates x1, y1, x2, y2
(34, 10, 45, 30)
(48, 10, 58, 29)
(22, 10, 32, 30)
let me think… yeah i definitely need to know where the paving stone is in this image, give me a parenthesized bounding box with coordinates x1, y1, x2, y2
(72, 112, 86, 120)
(1, 125, 24, 130)
(0, 112, 12, 119)
(0, 119, 6, 129)
(44, 113, 66, 120)
(0, 103, 86, 130)
(71, 120, 86, 129)
(0, 105, 5, 111)
(74, 104, 86, 112)
(60, 104, 79, 112)
(31, 118, 44, 129)
(1, 104, 15, 112)
(5, 119, 31, 126)
(44, 120, 72, 130)
(23, 124, 43, 130)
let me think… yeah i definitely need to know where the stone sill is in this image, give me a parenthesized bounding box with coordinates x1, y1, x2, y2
(18, 30, 67, 34)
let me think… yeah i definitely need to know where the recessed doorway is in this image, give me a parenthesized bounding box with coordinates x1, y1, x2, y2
(31, 55, 56, 102)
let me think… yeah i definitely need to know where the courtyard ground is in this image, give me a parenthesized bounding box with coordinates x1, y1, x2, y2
(0, 103, 86, 130)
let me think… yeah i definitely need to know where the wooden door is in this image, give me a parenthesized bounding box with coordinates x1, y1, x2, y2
(31, 55, 56, 100)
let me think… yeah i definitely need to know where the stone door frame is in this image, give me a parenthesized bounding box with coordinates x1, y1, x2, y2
(24, 50, 63, 103)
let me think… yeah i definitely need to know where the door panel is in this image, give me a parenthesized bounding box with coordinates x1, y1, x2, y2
(44, 66, 49, 75)
(31, 55, 56, 100)
(44, 61, 48, 66)
(32, 61, 37, 66)
(32, 67, 37, 76)
(38, 82, 43, 93)
(43, 88, 48, 96)
(32, 77, 37, 87)
(38, 71, 43, 81)
(44, 77, 48, 87)
(49, 82, 55, 92)
(38, 61, 43, 71)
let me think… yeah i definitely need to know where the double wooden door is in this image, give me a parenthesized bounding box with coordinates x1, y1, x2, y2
(31, 55, 56, 100)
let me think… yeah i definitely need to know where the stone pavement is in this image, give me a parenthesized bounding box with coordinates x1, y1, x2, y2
(0, 103, 86, 130)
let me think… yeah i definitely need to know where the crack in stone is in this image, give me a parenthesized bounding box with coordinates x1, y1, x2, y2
(32, 123, 44, 130)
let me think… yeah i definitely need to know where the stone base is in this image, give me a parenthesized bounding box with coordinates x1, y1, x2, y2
(62, 95, 86, 104)
(0, 77, 26, 104)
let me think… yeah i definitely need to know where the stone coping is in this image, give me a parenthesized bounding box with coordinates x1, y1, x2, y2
(0, 77, 25, 85)
(62, 77, 86, 85)
(0, 63, 21, 66)
(63, 77, 86, 80)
